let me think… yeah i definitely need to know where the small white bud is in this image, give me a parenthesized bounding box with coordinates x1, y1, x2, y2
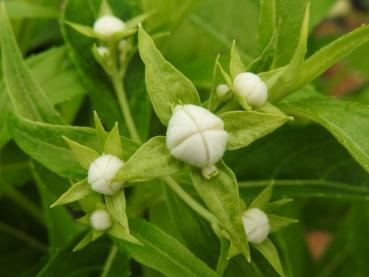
(216, 84, 230, 98)
(96, 46, 109, 57)
(166, 104, 228, 169)
(233, 72, 268, 107)
(88, 154, 124, 195)
(93, 15, 126, 38)
(90, 209, 112, 231)
(242, 208, 270, 244)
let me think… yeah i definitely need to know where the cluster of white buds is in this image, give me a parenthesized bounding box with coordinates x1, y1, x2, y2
(87, 154, 124, 195)
(90, 209, 112, 231)
(166, 104, 228, 176)
(216, 84, 230, 98)
(233, 72, 268, 107)
(242, 208, 270, 244)
(93, 15, 126, 39)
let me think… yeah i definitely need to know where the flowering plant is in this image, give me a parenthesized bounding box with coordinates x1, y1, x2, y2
(1, 0, 369, 276)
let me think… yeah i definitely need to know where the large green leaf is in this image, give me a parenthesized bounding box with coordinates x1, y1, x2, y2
(191, 161, 250, 261)
(138, 25, 200, 125)
(279, 91, 369, 174)
(5, 1, 58, 19)
(115, 218, 219, 277)
(0, 4, 64, 125)
(7, 114, 137, 179)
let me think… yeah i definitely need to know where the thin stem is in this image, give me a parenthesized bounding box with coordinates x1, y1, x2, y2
(0, 221, 48, 252)
(111, 74, 141, 144)
(216, 238, 230, 275)
(2, 185, 45, 226)
(161, 176, 218, 225)
(100, 245, 118, 277)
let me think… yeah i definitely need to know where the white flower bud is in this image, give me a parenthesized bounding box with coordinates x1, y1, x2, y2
(90, 209, 112, 231)
(166, 104, 228, 169)
(93, 15, 126, 38)
(96, 46, 109, 57)
(242, 208, 270, 244)
(88, 154, 124, 195)
(216, 84, 230, 98)
(233, 72, 268, 107)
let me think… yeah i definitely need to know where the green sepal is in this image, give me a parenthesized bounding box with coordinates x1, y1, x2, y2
(221, 111, 291, 150)
(216, 61, 233, 89)
(98, 0, 113, 17)
(65, 21, 96, 38)
(126, 11, 155, 29)
(253, 238, 285, 277)
(108, 223, 141, 245)
(268, 214, 298, 233)
(114, 136, 183, 184)
(250, 183, 273, 209)
(73, 231, 93, 252)
(138, 24, 200, 125)
(104, 122, 123, 158)
(51, 179, 93, 207)
(91, 230, 105, 241)
(229, 40, 246, 79)
(76, 214, 90, 225)
(265, 198, 294, 212)
(105, 192, 129, 231)
(94, 111, 107, 148)
(63, 136, 100, 169)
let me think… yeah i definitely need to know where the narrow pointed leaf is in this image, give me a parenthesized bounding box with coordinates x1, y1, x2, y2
(104, 123, 123, 158)
(250, 183, 273, 209)
(126, 12, 155, 29)
(105, 192, 129, 231)
(258, 0, 276, 50)
(65, 21, 96, 38)
(268, 214, 298, 233)
(94, 111, 107, 147)
(217, 61, 233, 88)
(221, 111, 292, 150)
(64, 137, 100, 169)
(73, 232, 93, 252)
(138, 25, 200, 125)
(114, 136, 182, 183)
(253, 238, 284, 276)
(230, 41, 246, 79)
(191, 161, 250, 261)
(109, 223, 141, 244)
(265, 199, 293, 212)
(51, 179, 92, 207)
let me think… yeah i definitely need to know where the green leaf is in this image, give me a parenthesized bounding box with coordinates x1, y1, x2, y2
(64, 137, 100, 169)
(31, 162, 78, 254)
(265, 199, 294, 212)
(94, 111, 107, 148)
(7, 114, 138, 179)
(250, 183, 273, 209)
(5, 1, 58, 19)
(115, 218, 219, 277)
(258, 0, 276, 51)
(104, 123, 123, 158)
(51, 179, 93, 207)
(268, 214, 298, 233)
(138, 25, 200, 125)
(279, 91, 369, 174)
(126, 11, 154, 29)
(65, 21, 97, 38)
(108, 223, 141, 244)
(229, 40, 246, 79)
(253, 238, 284, 277)
(221, 111, 292, 150)
(0, 4, 64, 124)
(191, 161, 250, 261)
(114, 136, 183, 183)
(105, 192, 129, 231)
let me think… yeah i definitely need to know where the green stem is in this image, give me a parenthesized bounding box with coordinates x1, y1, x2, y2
(2, 185, 45, 226)
(161, 176, 218, 225)
(100, 245, 118, 277)
(0, 221, 48, 252)
(111, 74, 141, 144)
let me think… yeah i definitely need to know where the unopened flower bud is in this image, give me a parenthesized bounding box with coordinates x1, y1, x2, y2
(166, 104, 228, 169)
(88, 154, 124, 195)
(233, 72, 268, 107)
(90, 209, 112, 231)
(96, 46, 109, 57)
(242, 208, 270, 244)
(216, 84, 230, 98)
(93, 15, 126, 38)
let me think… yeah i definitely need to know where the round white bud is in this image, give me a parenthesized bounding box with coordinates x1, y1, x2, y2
(88, 154, 124, 195)
(233, 72, 268, 107)
(90, 209, 112, 231)
(96, 46, 109, 57)
(93, 15, 126, 38)
(216, 84, 230, 98)
(242, 208, 270, 244)
(166, 104, 228, 168)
